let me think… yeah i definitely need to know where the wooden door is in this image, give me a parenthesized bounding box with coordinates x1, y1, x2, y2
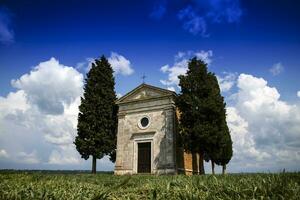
(138, 142, 151, 173)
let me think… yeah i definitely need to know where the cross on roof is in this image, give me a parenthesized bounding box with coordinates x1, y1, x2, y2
(141, 74, 146, 83)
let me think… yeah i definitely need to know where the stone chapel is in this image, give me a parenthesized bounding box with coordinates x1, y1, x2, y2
(114, 83, 201, 175)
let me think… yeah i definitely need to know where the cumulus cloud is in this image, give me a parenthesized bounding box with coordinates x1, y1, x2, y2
(193, 50, 213, 65)
(108, 52, 134, 76)
(0, 57, 114, 169)
(227, 73, 300, 172)
(160, 50, 213, 89)
(11, 57, 83, 115)
(0, 6, 14, 44)
(76, 53, 134, 76)
(177, 0, 242, 36)
(269, 62, 284, 76)
(0, 90, 29, 116)
(217, 72, 237, 92)
(227, 107, 271, 164)
(297, 91, 300, 98)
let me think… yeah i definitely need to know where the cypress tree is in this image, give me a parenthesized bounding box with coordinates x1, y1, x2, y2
(205, 72, 232, 174)
(176, 57, 232, 175)
(176, 58, 213, 174)
(74, 56, 117, 174)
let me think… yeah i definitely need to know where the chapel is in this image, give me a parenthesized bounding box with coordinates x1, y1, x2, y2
(114, 83, 202, 175)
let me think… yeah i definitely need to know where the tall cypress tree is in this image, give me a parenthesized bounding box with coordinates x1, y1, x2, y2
(176, 57, 232, 175)
(176, 58, 213, 174)
(204, 73, 232, 174)
(74, 56, 117, 174)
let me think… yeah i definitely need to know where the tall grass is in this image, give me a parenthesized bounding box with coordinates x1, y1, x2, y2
(0, 171, 299, 199)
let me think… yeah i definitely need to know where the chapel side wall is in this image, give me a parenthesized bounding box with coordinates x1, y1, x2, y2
(176, 148, 200, 175)
(175, 108, 201, 175)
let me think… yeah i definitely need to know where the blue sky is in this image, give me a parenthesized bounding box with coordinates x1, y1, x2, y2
(0, 0, 300, 173)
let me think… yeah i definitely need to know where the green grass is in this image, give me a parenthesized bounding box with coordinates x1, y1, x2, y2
(0, 171, 299, 200)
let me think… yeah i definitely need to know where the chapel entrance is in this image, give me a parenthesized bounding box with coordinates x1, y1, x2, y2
(137, 142, 151, 173)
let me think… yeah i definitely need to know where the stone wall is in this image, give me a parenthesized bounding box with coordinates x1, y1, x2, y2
(175, 108, 203, 175)
(115, 94, 177, 175)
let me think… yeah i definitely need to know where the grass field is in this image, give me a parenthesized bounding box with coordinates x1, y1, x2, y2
(0, 171, 299, 200)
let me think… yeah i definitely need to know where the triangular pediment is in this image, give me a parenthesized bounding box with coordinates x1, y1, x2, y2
(116, 84, 176, 104)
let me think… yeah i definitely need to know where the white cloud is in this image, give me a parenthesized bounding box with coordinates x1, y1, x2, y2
(160, 50, 213, 89)
(194, 50, 213, 65)
(108, 52, 134, 76)
(160, 59, 188, 87)
(167, 87, 176, 92)
(269, 62, 284, 76)
(76, 57, 94, 73)
(0, 90, 29, 116)
(227, 73, 300, 172)
(0, 149, 8, 158)
(116, 93, 123, 98)
(160, 64, 169, 73)
(297, 91, 300, 98)
(235, 74, 290, 116)
(0, 57, 113, 170)
(227, 107, 271, 165)
(217, 72, 237, 92)
(11, 57, 83, 115)
(76, 53, 134, 76)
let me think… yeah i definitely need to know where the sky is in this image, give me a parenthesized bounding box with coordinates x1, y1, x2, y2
(0, 0, 300, 173)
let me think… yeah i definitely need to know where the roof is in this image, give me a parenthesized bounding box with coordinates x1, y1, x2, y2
(116, 83, 177, 104)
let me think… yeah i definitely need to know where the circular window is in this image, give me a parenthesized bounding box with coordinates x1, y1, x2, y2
(138, 116, 150, 129)
(141, 117, 149, 127)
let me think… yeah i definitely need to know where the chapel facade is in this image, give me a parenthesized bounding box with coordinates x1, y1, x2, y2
(114, 84, 201, 175)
